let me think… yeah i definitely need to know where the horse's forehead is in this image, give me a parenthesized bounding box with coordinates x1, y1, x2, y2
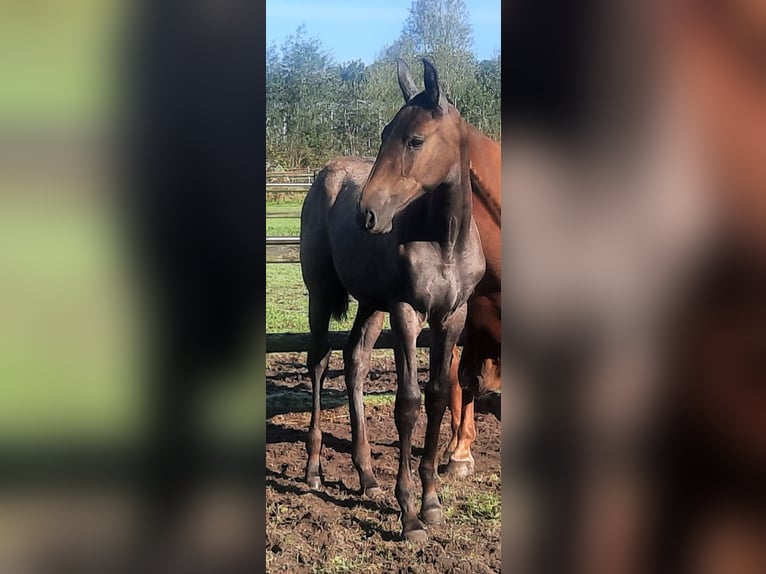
(392, 105, 431, 130)
(393, 103, 456, 135)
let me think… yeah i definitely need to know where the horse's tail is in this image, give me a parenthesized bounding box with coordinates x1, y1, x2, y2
(327, 271, 350, 322)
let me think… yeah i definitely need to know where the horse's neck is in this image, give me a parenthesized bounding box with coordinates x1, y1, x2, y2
(430, 126, 475, 261)
(466, 125, 501, 223)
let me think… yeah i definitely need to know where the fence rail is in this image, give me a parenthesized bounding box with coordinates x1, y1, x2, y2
(266, 182, 312, 190)
(267, 207, 302, 219)
(267, 327, 462, 353)
(266, 170, 315, 183)
(266, 236, 300, 264)
(265, 167, 304, 263)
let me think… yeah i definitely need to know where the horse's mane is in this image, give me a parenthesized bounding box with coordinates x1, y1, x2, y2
(469, 162, 501, 226)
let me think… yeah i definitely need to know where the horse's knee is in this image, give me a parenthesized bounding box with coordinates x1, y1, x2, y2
(425, 380, 451, 412)
(395, 390, 421, 429)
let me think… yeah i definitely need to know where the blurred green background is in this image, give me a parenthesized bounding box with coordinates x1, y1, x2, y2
(0, 0, 264, 450)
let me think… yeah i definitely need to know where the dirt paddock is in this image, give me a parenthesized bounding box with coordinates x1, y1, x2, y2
(266, 350, 502, 573)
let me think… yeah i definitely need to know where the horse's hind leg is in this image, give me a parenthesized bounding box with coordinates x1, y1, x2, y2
(305, 297, 333, 491)
(343, 305, 385, 497)
(446, 345, 480, 477)
(446, 391, 477, 477)
(444, 346, 461, 462)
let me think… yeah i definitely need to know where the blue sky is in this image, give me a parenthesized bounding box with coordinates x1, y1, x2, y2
(266, 0, 501, 64)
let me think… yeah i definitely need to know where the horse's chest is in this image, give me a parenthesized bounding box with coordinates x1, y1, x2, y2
(401, 244, 481, 317)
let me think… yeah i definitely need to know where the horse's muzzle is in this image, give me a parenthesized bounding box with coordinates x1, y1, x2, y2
(357, 203, 394, 233)
(358, 208, 378, 232)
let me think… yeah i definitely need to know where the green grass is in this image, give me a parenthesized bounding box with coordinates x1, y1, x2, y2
(461, 491, 501, 522)
(266, 263, 390, 334)
(363, 391, 396, 406)
(266, 200, 303, 213)
(266, 218, 301, 237)
(265, 262, 396, 334)
(267, 387, 395, 418)
(266, 200, 302, 237)
(440, 482, 501, 525)
(266, 200, 309, 333)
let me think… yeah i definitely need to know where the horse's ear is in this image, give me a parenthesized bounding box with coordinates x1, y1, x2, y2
(396, 59, 418, 102)
(422, 59, 444, 110)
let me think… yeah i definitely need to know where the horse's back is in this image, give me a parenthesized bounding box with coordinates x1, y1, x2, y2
(466, 127, 501, 290)
(460, 132, 502, 394)
(301, 157, 371, 231)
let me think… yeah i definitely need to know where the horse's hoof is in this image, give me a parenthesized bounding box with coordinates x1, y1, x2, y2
(403, 527, 428, 543)
(306, 476, 323, 491)
(420, 506, 444, 525)
(445, 457, 475, 478)
(441, 449, 455, 465)
(363, 486, 384, 499)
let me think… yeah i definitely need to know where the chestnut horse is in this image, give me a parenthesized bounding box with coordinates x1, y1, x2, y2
(300, 59, 485, 542)
(444, 99, 501, 478)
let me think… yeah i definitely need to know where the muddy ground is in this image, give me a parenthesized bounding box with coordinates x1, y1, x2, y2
(266, 350, 502, 573)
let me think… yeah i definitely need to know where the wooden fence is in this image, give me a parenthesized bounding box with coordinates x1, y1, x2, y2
(265, 170, 308, 265)
(265, 170, 443, 353)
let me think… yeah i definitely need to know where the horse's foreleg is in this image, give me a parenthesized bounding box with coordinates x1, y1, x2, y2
(343, 305, 385, 497)
(421, 304, 468, 525)
(305, 298, 332, 491)
(390, 302, 425, 542)
(444, 346, 462, 462)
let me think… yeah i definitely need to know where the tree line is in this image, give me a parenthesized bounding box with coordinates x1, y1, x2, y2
(266, 0, 500, 170)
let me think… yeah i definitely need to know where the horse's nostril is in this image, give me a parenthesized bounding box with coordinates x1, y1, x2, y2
(364, 209, 376, 230)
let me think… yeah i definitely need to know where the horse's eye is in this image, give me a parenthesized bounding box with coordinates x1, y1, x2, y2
(407, 136, 424, 150)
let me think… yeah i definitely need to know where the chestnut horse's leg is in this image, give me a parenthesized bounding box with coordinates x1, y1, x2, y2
(390, 302, 426, 542)
(421, 303, 468, 525)
(305, 297, 333, 491)
(446, 393, 477, 477)
(343, 305, 385, 497)
(444, 346, 462, 462)
(446, 345, 480, 477)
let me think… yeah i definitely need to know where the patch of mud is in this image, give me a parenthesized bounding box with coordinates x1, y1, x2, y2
(266, 351, 501, 573)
